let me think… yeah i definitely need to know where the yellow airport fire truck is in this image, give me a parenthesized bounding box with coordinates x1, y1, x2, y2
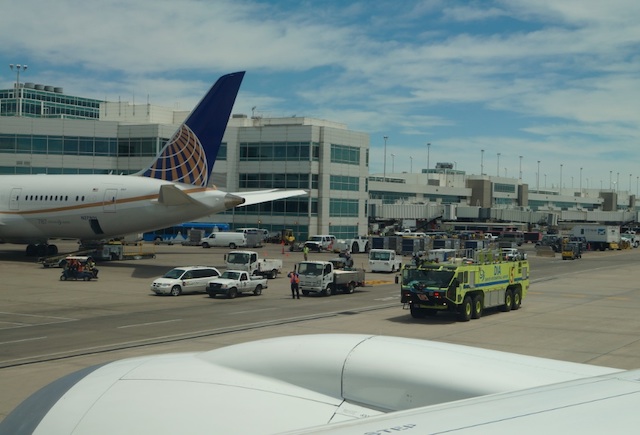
(400, 250, 530, 321)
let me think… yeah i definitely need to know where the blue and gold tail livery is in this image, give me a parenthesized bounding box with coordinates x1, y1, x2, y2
(139, 71, 245, 187)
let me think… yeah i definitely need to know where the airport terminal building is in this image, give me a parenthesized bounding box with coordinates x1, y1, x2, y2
(0, 82, 636, 240)
(0, 82, 369, 240)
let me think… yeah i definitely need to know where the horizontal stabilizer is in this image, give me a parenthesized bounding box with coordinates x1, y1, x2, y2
(157, 185, 202, 206)
(232, 189, 308, 207)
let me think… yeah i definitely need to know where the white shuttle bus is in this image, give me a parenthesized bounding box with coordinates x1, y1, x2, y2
(368, 249, 402, 273)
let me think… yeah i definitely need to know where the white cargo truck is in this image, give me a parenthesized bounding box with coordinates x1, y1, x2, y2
(224, 250, 283, 279)
(571, 224, 620, 251)
(297, 260, 365, 296)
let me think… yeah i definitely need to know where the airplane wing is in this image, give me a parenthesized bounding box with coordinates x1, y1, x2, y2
(232, 189, 308, 207)
(2, 334, 624, 434)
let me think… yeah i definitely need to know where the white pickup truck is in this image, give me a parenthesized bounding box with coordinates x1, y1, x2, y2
(224, 250, 283, 279)
(206, 270, 268, 299)
(297, 260, 365, 296)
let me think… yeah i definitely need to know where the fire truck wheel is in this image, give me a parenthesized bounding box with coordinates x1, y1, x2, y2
(512, 289, 522, 310)
(471, 294, 483, 319)
(410, 303, 425, 319)
(502, 289, 513, 312)
(458, 295, 472, 322)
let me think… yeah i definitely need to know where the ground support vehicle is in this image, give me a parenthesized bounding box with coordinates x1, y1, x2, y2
(333, 236, 370, 254)
(400, 250, 530, 321)
(297, 261, 365, 296)
(622, 232, 640, 248)
(561, 242, 582, 260)
(224, 250, 282, 279)
(304, 235, 337, 252)
(571, 224, 620, 251)
(206, 270, 267, 299)
(59, 256, 99, 281)
(60, 269, 97, 281)
(368, 249, 402, 273)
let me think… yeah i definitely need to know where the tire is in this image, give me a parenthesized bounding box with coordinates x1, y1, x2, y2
(227, 287, 238, 299)
(458, 295, 472, 321)
(501, 289, 513, 312)
(202, 243, 210, 248)
(512, 289, 522, 310)
(302, 290, 310, 296)
(323, 285, 332, 296)
(410, 303, 425, 319)
(253, 285, 262, 296)
(229, 243, 237, 249)
(170, 286, 182, 296)
(345, 282, 355, 294)
(471, 294, 483, 319)
(270, 269, 278, 279)
(60, 275, 66, 281)
(83, 276, 90, 281)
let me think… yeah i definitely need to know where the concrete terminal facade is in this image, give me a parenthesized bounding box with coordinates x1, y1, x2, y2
(1, 82, 637, 241)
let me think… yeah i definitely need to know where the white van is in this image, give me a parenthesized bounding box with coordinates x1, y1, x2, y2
(150, 266, 221, 296)
(201, 232, 246, 249)
(368, 249, 402, 273)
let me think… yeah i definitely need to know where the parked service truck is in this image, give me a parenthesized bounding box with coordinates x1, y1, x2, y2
(206, 270, 268, 299)
(224, 250, 283, 279)
(571, 224, 620, 251)
(400, 249, 530, 321)
(333, 236, 370, 254)
(297, 260, 366, 296)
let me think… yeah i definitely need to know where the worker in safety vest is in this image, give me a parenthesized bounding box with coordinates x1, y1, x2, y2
(287, 270, 300, 299)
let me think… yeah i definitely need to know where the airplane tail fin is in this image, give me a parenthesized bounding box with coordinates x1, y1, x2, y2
(137, 71, 245, 186)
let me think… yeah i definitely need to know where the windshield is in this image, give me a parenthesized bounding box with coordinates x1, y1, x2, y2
(402, 268, 455, 289)
(298, 263, 323, 276)
(220, 271, 240, 280)
(309, 236, 323, 242)
(163, 268, 186, 279)
(227, 253, 249, 264)
(370, 251, 391, 261)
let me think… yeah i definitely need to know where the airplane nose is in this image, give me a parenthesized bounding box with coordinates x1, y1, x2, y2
(224, 193, 245, 209)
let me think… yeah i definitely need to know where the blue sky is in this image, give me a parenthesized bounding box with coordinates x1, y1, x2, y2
(1, 0, 640, 192)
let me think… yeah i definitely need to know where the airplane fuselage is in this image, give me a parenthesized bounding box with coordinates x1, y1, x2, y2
(0, 174, 238, 244)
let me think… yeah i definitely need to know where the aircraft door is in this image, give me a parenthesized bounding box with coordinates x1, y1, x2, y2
(10, 188, 22, 210)
(103, 189, 117, 212)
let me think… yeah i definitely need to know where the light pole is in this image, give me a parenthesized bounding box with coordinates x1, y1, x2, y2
(610, 170, 612, 190)
(9, 63, 28, 117)
(519, 155, 523, 180)
(481, 149, 485, 176)
(537, 160, 540, 191)
(391, 153, 395, 173)
(497, 152, 501, 176)
(560, 163, 563, 192)
(410, 156, 413, 173)
(427, 142, 431, 173)
(617, 172, 620, 193)
(383, 136, 388, 180)
(580, 167, 583, 193)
